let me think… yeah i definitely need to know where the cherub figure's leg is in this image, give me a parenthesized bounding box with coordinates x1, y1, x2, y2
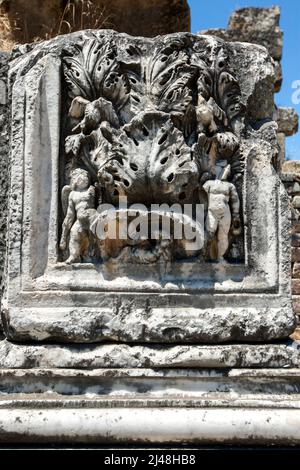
(66, 221, 88, 264)
(217, 210, 231, 259)
(81, 231, 93, 262)
(206, 210, 218, 240)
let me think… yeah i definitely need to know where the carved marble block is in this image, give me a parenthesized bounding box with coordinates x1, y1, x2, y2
(2, 30, 295, 343)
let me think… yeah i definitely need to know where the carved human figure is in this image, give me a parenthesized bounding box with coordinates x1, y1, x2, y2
(195, 95, 228, 136)
(69, 96, 119, 134)
(203, 164, 241, 260)
(60, 169, 96, 264)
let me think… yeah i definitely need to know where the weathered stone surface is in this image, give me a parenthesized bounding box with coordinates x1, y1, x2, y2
(0, 9, 299, 448)
(1, 367, 300, 397)
(293, 182, 300, 193)
(282, 160, 300, 173)
(0, 340, 299, 369)
(199, 7, 283, 92)
(292, 247, 300, 263)
(291, 328, 300, 341)
(276, 107, 299, 136)
(2, 30, 294, 343)
(0, 367, 300, 444)
(1, 406, 300, 445)
(293, 263, 300, 277)
(291, 210, 299, 222)
(0, 79, 6, 104)
(293, 295, 300, 313)
(277, 132, 285, 166)
(281, 172, 299, 183)
(0, 52, 9, 333)
(292, 233, 300, 246)
(291, 223, 300, 235)
(227, 7, 282, 60)
(293, 196, 300, 209)
(227, 42, 275, 121)
(273, 60, 283, 93)
(200, 6, 282, 59)
(292, 279, 300, 295)
(4, 305, 296, 344)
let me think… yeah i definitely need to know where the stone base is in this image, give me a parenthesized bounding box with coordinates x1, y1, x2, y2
(1, 341, 299, 444)
(0, 339, 300, 369)
(3, 304, 296, 343)
(0, 366, 300, 444)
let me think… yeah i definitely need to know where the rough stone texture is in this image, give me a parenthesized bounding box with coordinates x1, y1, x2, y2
(4, 305, 296, 344)
(0, 0, 190, 44)
(282, 160, 300, 174)
(0, 367, 300, 397)
(276, 107, 299, 136)
(292, 279, 300, 295)
(275, 108, 299, 169)
(281, 161, 300, 340)
(293, 262, 300, 276)
(200, 7, 282, 60)
(227, 7, 282, 60)
(277, 132, 286, 167)
(0, 7, 299, 447)
(2, 29, 295, 343)
(0, 340, 299, 369)
(292, 248, 300, 263)
(0, 52, 9, 333)
(199, 7, 283, 93)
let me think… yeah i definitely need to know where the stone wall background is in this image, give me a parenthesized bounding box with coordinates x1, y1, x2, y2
(282, 161, 300, 340)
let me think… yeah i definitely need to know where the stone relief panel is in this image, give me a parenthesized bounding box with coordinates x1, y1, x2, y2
(60, 34, 245, 265)
(2, 31, 295, 343)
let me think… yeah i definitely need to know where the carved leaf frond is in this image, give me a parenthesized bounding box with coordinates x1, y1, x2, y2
(63, 39, 129, 113)
(64, 54, 96, 100)
(212, 48, 244, 125)
(195, 60, 214, 100)
(120, 38, 196, 118)
(158, 65, 197, 117)
(95, 113, 199, 205)
(217, 71, 244, 122)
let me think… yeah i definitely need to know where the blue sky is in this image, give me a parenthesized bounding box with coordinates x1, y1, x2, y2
(189, 0, 300, 160)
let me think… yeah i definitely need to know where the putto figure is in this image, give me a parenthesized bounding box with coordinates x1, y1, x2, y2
(203, 164, 241, 260)
(60, 169, 96, 264)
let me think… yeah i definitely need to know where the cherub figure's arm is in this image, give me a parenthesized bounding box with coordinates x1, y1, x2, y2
(60, 195, 76, 251)
(229, 184, 241, 235)
(88, 185, 96, 204)
(229, 183, 240, 215)
(202, 181, 212, 197)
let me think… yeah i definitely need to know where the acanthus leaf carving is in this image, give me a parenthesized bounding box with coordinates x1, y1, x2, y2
(61, 35, 245, 264)
(63, 38, 129, 114)
(93, 112, 199, 206)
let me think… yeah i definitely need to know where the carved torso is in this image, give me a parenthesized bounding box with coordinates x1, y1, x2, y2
(204, 180, 237, 217)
